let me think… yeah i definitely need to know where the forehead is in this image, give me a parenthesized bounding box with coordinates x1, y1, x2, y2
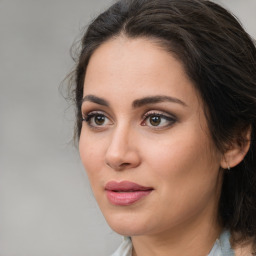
(83, 36, 200, 107)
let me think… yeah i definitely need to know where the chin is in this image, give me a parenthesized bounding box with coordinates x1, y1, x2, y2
(110, 223, 146, 237)
(103, 211, 151, 236)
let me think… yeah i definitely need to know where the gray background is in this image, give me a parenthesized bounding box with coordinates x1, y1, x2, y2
(0, 1, 255, 255)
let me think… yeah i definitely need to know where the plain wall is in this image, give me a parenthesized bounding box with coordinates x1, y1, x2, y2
(0, 0, 255, 255)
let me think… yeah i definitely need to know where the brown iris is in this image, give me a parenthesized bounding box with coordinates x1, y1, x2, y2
(149, 116, 161, 126)
(95, 115, 105, 125)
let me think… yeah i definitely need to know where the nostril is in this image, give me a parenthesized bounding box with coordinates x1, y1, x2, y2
(120, 163, 130, 168)
(105, 144, 141, 170)
(106, 161, 131, 170)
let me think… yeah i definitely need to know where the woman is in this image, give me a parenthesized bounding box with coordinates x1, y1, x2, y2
(68, 0, 256, 255)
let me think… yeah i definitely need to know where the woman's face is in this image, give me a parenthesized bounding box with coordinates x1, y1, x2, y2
(79, 37, 223, 236)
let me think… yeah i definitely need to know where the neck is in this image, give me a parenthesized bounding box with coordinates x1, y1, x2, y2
(131, 208, 222, 256)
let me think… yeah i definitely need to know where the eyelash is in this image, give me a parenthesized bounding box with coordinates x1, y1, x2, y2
(82, 111, 111, 129)
(82, 110, 176, 130)
(141, 111, 176, 129)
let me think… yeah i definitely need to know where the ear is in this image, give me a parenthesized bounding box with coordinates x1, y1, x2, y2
(220, 126, 251, 169)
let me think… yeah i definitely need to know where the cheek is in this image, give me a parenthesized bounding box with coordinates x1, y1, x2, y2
(143, 132, 206, 171)
(141, 134, 221, 230)
(142, 126, 220, 194)
(79, 133, 104, 181)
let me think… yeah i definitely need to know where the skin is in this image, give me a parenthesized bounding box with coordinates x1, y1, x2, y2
(79, 36, 226, 256)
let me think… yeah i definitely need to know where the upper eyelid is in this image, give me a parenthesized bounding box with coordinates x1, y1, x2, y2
(142, 112, 177, 122)
(82, 109, 109, 118)
(142, 110, 176, 119)
(81, 101, 111, 112)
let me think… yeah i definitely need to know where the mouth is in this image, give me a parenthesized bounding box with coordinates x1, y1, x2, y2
(105, 181, 153, 206)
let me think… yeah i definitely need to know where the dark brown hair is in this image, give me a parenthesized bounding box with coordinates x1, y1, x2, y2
(69, 0, 256, 246)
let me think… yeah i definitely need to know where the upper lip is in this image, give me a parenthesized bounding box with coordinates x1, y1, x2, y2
(105, 181, 153, 192)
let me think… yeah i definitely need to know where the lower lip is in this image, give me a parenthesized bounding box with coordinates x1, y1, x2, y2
(106, 190, 152, 206)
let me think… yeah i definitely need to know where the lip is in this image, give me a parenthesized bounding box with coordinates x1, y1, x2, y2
(105, 181, 153, 206)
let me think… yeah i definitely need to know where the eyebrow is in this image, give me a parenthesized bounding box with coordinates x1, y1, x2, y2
(81, 94, 187, 108)
(132, 95, 187, 108)
(81, 95, 110, 107)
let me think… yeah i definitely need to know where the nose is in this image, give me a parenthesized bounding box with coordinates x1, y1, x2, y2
(105, 126, 141, 171)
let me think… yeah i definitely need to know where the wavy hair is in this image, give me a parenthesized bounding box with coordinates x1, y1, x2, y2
(68, 0, 256, 247)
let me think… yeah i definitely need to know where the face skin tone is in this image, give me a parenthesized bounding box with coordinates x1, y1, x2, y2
(79, 36, 225, 256)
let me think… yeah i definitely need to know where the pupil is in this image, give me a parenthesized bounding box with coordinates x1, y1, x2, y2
(150, 116, 161, 126)
(95, 115, 105, 125)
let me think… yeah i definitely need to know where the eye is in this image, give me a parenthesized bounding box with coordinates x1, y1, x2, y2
(141, 112, 176, 128)
(82, 111, 112, 128)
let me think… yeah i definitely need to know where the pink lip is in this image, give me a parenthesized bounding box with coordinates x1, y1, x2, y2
(105, 181, 153, 206)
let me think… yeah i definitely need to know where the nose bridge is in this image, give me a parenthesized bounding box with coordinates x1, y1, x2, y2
(107, 122, 131, 158)
(105, 121, 139, 170)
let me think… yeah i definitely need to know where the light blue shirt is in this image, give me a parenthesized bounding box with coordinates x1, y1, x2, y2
(111, 230, 234, 256)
